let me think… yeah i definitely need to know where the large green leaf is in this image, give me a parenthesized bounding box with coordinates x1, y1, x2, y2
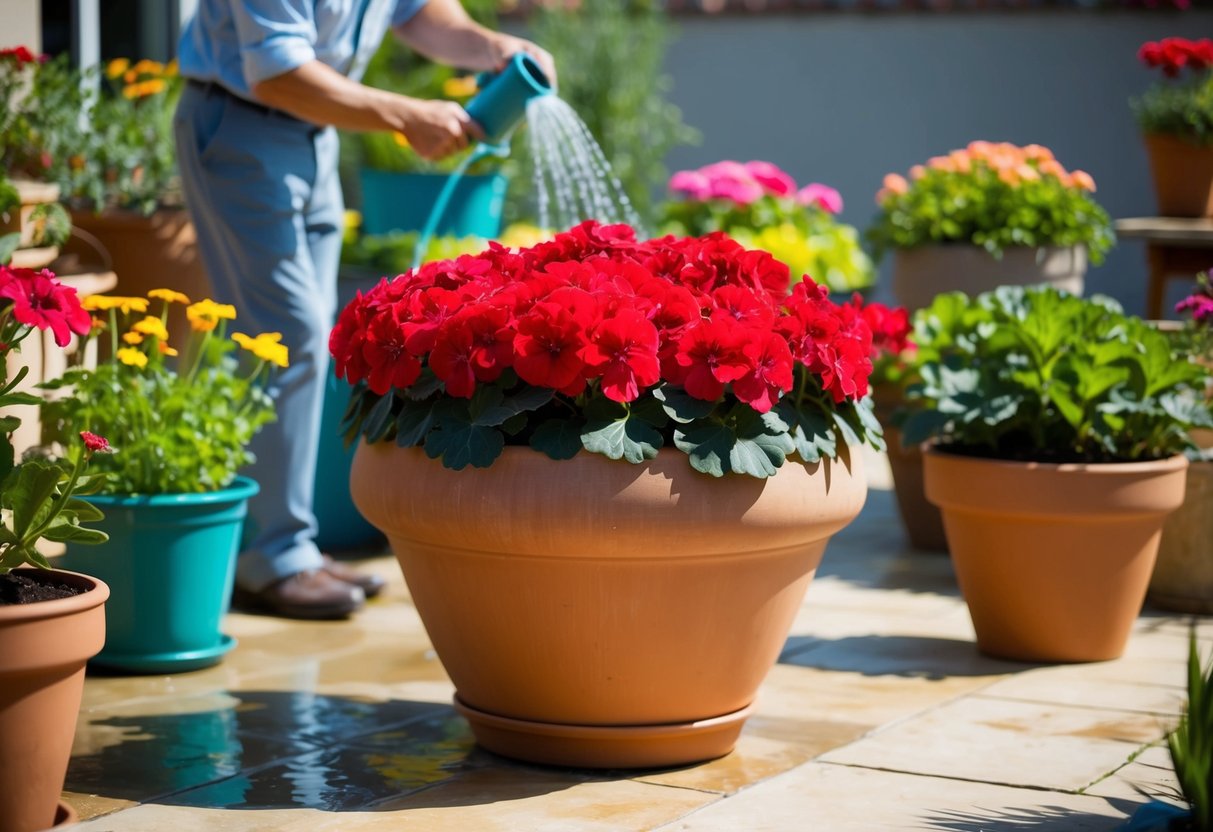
(530, 418, 585, 460)
(653, 385, 717, 423)
(581, 412, 662, 463)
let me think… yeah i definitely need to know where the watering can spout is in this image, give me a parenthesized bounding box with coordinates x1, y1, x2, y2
(465, 52, 554, 148)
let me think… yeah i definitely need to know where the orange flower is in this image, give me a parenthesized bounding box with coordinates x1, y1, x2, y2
(948, 150, 972, 173)
(1038, 159, 1067, 179)
(1023, 144, 1054, 162)
(927, 156, 955, 173)
(1070, 170, 1096, 192)
(997, 168, 1020, 186)
(1016, 164, 1040, 182)
(883, 173, 910, 195)
(909, 164, 926, 181)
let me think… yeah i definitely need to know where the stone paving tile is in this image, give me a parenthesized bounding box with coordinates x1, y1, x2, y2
(819, 696, 1169, 792)
(656, 762, 1137, 832)
(632, 731, 823, 794)
(60, 792, 138, 823)
(68, 804, 327, 831)
(978, 671, 1187, 716)
(1084, 743, 1184, 804)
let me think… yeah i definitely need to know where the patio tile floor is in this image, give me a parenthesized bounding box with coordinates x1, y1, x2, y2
(62, 449, 1205, 831)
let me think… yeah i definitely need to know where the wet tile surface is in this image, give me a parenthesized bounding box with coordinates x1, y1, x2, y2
(65, 448, 1194, 829)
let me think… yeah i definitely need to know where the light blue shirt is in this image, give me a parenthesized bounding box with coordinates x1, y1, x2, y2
(178, 0, 428, 98)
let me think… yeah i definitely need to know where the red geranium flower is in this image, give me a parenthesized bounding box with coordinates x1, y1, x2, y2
(733, 329, 794, 413)
(513, 301, 590, 392)
(80, 431, 113, 453)
(671, 318, 750, 401)
(0, 266, 92, 347)
(582, 309, 661, 403)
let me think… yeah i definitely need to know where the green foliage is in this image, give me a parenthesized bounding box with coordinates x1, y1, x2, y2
(0, 53, 90, 185)
(340, 229, 489, 276)
(39, 296, 279, 494)
(517, 0, 699, 227)
(1169, 635, 1213, 831)
(901, 286, 1213, 463)
(341, 371, 880, 479)
(1134, 73, 1213, 146)
(24, 201, 70, 249)
(867, 148, 1115, 265)
(660, 197, 874, 293)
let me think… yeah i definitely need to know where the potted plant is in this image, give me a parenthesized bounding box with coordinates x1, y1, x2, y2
(0, 263, 110, 832)
(862, 299, 947, 552)
(869, 142, 1114, 313)
(1133, 38, 1213, 218)
(902, 285, 1213, 663)
(38, 289, 281, 673)
(1149, 273, 1213, 613)
(331, 220, 880, 768)
(659, 160, 874, 296)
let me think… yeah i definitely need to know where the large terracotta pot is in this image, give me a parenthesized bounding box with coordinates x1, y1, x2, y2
(871, 384, 947, 552)
(351, 444, 867, 768)
(0, 569, 108, 832)
(69, 208, 211, 347)
(1143, 133, 1213, 218)
(891, 244, 1087, 314)
(924, 449, 1187, 663)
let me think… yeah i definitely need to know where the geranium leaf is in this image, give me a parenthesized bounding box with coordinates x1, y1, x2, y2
(775, 403, 836, 463)
(63, 497, 105, 523)
(362, 392, 398, 444)
(472, 385, 554, 427)
(395, 398, 435, 447)
(854, 399, 887, 452)
(654, 385, 717, 423)
(0, 232, 18, 266)
(530, 418, 585, 460)
(424, 413, 504, 470)
(8, 460, 63, 538)
(581, 413, 662, 463)
(629, 394, 670, 429)
(674, 420, 732, 477)
(403, 369, 443, 401)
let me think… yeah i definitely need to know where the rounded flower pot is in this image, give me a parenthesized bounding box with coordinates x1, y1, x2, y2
(891, 245, 1087, 313)
(1149, 459, 1213, 614)
(59, 477, 259, 674)
(1143, 133, 1213, 218)
(357, 170, 508, 238)
(351, 444, 867, 769)
(0, 568, 108, 832)
(883, 426, 948, 553)
(924, 449, 1187, 663)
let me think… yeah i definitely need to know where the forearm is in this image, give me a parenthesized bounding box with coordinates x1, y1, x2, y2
(393, 0, 498, 71)
(250, 61, 417, 132)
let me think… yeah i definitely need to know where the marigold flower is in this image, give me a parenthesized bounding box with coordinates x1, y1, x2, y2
(105, 58, 129, 78)
(132, 315, 169, 340)
(82, 295, 149, 314)
(187, 299, 237, 331)
(122, 331, 144, 345)
(131, 58, 163, 76)
(159, 342, 178, 357)
(80, 431, 113, 453)
(393, 132, 410, 148)
(442, 75, 478, 98)
(117, 347, 148, 368)
(149, 288, 191, 304)
(233, 331, 289, 368)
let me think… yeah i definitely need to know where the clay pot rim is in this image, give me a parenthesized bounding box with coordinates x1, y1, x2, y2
(924, 445, 1189, 476)
(0, 567, 110, 623)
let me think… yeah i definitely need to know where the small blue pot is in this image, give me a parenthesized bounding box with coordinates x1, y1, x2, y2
(59, 477, 259, 674)
(358, 170, 508, 238)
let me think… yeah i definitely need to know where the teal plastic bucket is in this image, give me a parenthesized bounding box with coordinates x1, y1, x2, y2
(59, 477, 259, 674)
(314, 369, 383, 552)
(358, 170, 508, 238)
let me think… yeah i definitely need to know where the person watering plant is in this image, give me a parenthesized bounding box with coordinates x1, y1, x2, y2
(173, 0, 557, 619)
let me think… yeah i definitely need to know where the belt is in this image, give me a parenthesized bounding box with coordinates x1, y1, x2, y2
(186, 78, 307, 125)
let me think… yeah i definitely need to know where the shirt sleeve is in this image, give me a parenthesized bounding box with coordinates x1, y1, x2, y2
(391, 0, 430, 27)
(230, 0, 319, 87)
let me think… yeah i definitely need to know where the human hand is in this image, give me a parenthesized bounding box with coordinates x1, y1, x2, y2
(397, 99, 485, 160)
(489, 34, 557, 91)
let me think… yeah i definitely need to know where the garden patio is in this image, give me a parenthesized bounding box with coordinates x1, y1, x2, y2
(59, 448, 1204, 832)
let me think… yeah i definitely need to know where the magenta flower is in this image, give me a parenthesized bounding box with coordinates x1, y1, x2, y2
(744, 161, 797, 197)
(0, 266, 92, 347)
(1176, 293, 1213, 324)
(797, 183, 844, 214)
(669, 170, 712, 201)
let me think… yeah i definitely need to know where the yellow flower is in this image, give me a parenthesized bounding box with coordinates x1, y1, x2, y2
(122, 84, 140, 100)
(149, 288, 191, 305)
(159, 343, 178, 357)
(442, 75, 478, 99)
(393, 132, 410, 148)
(165, 58, 179, 77)
(123, 69, 138, 84)
(122, 331, 144, 345)
(131, 59, 164, 76)
(105, 58, 130, 79)
(116, 347, 148, 368)
(187, 299, 237, 332)
(132, 315, 169, 340)
(82, 295, 149, 314)
(233, 332, 289, 368)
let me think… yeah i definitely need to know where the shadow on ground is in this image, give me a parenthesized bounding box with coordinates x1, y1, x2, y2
(780, 634, 1040, 679)
(919, 796, 1143, 831)
(67, 691, 591, 812)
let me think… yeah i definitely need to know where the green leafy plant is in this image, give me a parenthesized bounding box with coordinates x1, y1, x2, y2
(0, 263, 108, 574)
(39, 290, 281, 494)
(0, 48, 90, 187)
(515, 0, 699, 226)
(659, 161, 872, 293)
(901, 285, 1213, 463)
(867, 141, 1115, 264)
(1133, 38, 1213, 145)
(1169, 635, 1213, 832)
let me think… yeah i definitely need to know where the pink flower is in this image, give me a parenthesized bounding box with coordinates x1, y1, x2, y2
(669, 170, 712, 201)
(744, 161, 797, 197)
(0, 266, 92, 347)
(883, 173, 910, 195)
(707, 175, 764, 205)
(80, 431, 113, 453)
(796, 183, 844, 214)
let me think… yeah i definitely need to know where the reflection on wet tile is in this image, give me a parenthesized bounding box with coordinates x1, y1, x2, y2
(231, 690, 446, 746)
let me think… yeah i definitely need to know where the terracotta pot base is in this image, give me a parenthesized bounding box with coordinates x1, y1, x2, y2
(454, 696, 752, 769)
(52, 802, 78, 828)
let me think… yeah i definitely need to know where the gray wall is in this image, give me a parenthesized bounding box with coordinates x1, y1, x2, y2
(655, 11, 1213, 315)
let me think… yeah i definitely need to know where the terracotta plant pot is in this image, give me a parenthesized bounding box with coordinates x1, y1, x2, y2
(351, 444, 867, 768)
(69, 208, 211, 348)
(1149, 459, 1213, 614)
(924, 449, 1187, 663)
(1143, 133, 1213, 218)
(0, 569, 108, 832)
(891, 245, 1087, 314)
(883, 426, 948, 552)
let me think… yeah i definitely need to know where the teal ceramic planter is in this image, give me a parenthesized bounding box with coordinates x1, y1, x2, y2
(59, 477, 258, 674)
(358, 170, 508, 238)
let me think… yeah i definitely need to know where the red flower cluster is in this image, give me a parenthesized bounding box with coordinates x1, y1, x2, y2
(1139, 38, 1213, 77)
(856, 300, 912, 360)
(331, 222, 874, 412)
(0, 46, 43, 65)
(0, 265, 92, 347)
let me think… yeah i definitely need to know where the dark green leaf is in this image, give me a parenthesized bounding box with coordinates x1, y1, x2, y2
(530, 418, 585, 460)
(653, 385, 717, 423)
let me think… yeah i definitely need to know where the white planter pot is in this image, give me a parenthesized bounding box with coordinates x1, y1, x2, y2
(892, 245, 1087, 313)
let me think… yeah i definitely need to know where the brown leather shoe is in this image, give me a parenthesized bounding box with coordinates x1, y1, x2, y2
(233, 570, 365, 620)
(321, 555, 386, 600)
